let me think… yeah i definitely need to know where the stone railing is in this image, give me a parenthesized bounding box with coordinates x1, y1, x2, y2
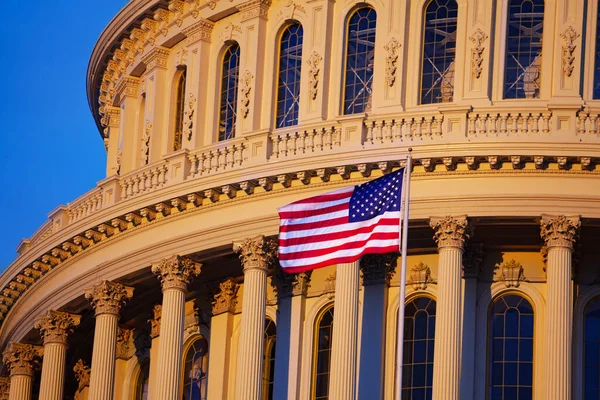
(66, 187, 104, 224)
(270, 124, 342, 159)
(119, 160, 169, 200)
(364, 114, 444, 144)
(467, 110, 551, 137)
(187, 137, 247, 178)
(576, 111, 600, 136)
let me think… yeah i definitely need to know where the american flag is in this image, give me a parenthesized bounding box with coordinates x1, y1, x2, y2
(278, 168, 405, 272)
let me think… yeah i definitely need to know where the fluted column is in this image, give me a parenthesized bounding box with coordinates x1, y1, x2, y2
(85, 280, 133, 400)
(430, 216, 471, 400)
(541, 215, 580, 400)
(358, 254, 396, 400)
(2, 343, 43, 400)
(328, 261, 360, 400)
(233, 236, 276, 400)
(35, 310, 81, 400)
(152, 255, 202, 400)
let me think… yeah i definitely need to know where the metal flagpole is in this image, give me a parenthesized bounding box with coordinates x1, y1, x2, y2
(396, 149, 413, 400)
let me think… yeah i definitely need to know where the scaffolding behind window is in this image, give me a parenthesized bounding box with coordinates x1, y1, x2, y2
(503, 0, 544, 99)
(277, 23, 304, 128)
(182, 336, 209, 400)
(421, 0, 458, 104)
(343, 7, 377, 115)
(219, 44, 240, 141)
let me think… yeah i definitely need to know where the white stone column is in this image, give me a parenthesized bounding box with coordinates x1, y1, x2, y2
(73, 359, 91, 400)
(152, 255, 202, 400)
(233, 236, 276, 400)
(541, 215, 580, 400)
(2, 343, 43, 400)
(147, 305, 161, 400)
(34, 310, 81, 400)
(430, 216, 470, 400)
(272, 269, 312, 400)
(357, 254, 396, 400)
(328, 261, 360, 400)
(207, 279, 239, 400)
(85, 280, 133, 400)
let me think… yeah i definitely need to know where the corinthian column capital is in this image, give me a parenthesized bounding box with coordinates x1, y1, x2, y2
(85, 280, 134, 316)
(2, 343, 43, 377)
(430, 215, 471, 250)
(152, 255, 202, 292)
(34, 310, 81, 345)
(233, 235, 277, 273)
(540, 215, 581, 250)
(209, 278, 239, 315)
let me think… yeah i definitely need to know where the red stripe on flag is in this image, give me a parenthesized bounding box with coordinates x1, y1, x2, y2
(278, 202, 349, 219)
(283, 190, 353, 206)
(279, 216, 349, 233)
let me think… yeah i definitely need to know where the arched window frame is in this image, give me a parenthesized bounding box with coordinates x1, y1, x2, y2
(181, 334, 210, 400)
(134, 360, 150, 400)
(342, 6, 377, 115)
(263, 318, 277, 400)
(218, 42, 241, 142)
(574, 286, 600, 399)
(173, 68, 187, 151)
(275, 21, 304, 128)
(311, 303, 335, 400)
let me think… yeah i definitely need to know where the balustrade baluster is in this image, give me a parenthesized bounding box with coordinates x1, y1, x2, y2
(325, 127, 333, 149)
(334, 127, 342, 147)
(272, 135, 281, 158)
(307, 130, 315, 152)
(365, 120, 374, 144)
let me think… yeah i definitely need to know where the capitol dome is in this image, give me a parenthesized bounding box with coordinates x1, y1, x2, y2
(1, 0, 599, 399)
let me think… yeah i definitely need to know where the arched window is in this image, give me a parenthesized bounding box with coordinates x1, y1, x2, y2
(135, 361, 150, 400)
(263, 318, 277, 400)
(402, 296, 436, 399)
(487, 294, 534, 399)
(594, 7, 600, 99)
(219, 43, 240, 141)
(503, 0, 544, 99)
(276, 23, 304, 128)
(421, 0, 458, 104)
(343, 7, 377, 115)
(174, 70, 186, 151)
(312, 305, 334, 400)
(182, 336, 209, 400)
(584, 297, 600, 399)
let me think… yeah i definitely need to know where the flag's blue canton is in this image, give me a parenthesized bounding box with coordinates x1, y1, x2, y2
(349, 168, 403, 223)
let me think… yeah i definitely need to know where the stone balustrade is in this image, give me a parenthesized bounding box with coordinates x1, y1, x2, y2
(187, 137, 247, 178)
(467, 110, 551, 137)
(364, 114, 444, 144)
(120, 161, 169, 200)
(270, 124, 342, 159)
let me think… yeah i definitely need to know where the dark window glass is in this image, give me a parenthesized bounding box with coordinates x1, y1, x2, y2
(174, 70, 186, 151)
(343, 7, 377, 115)
(313, 306, 334, 400)
(421, 0, 458, 104)
(584, 298, 600, 399)
(135, 362, 149, 400)
(183, 336, 209, 400)
(277, 23, 304, 128)
(594, 6, 600, 99)
(487, 294, 534, 399)
(503, 0, 544, 99)
(219, 44, 240, 141)
(402, 297, 436, 400)
(263, 318, 277, 400)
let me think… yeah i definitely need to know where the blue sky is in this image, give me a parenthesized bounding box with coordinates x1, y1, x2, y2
(0, 0, 128, 270)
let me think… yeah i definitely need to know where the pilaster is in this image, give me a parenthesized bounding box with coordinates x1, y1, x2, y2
(2, 343, 43, 400)
(105, 106, 121, 177)
(114, 328, 134, 400)
(147, 305, 161, 400)
(141, 47, 170, 161)
(115, 77, 141, 175)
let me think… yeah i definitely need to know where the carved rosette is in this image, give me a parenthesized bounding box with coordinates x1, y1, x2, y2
(84, 280, 134, 316)
(383, 38, 401, 87)
(73, 359, 91, 391)
(409, 262, 432, 290)
(34, 310, 81, 345)
(469, 28, 488, 79)
(0, 377, 9, 399)
(2, 343, 43, 377)
(462, 243, 484, 279)
(209, 279, 239, 315)
(152, 255, 202, 292)
(430, 216, 471, 250)
(540, 215, 580, 250)
(496, 259, 525, 288)
(307, 52, 322, 100)
(560, 26, 580, 77)
(272, 265, 312, 298)
(360, 253, 398, 286)
(148, 305, 162, 338)
(116, 327, 134, 359)
(233, 235, 277, 272)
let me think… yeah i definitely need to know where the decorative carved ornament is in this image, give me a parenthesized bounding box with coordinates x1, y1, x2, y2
(360, 253, 398, 285)
(116, 327, 134, 359)
(560, 26, 580, 77)
(383, 38, 401, 87)
(540, 215, 580, 250)
(73, 359, 91, 391)
(462, 243, 484, 278)
(409, 262, 432, 290)
(2, 343, 43, 377)
(273, 265, 312, 298)
(34, 310, 81, 345)
(430, 216, 471, 250)
(176, 48, 188, 68)
(208, 279, 239, 315)
(183, 94, 196, 141)
(84, 280, 134, 316)
(233, 235, 277, 272)
(183, 19, 214, 44)
(148, 305, 162, 338)
(0, 377, 9, 399)
(141, 120, 151, 165)
(324, 271, 336, 299)
(152, 255, 202, 292)
(307, 52, 323, 100)
(168, 0, 185, 27)
(277, 0, 306, 20)
(222, 23, 242, 41)
(237, 0, 272, 22)
(469, 28, 488, 79)
(496, 259, 525, 288)
(240, 70, 254, 119)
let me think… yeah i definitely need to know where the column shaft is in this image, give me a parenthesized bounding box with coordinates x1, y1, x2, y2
(8, 376, 32, 400)
(545, 247, 573, 399)
(88, 313, 119, 400)
(432, 247, 463, 400)
(234, 267, 268, 400)
(155, 289, 186, 400)
(39, 343, 67, 400)
(328, 261, 360, 400)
